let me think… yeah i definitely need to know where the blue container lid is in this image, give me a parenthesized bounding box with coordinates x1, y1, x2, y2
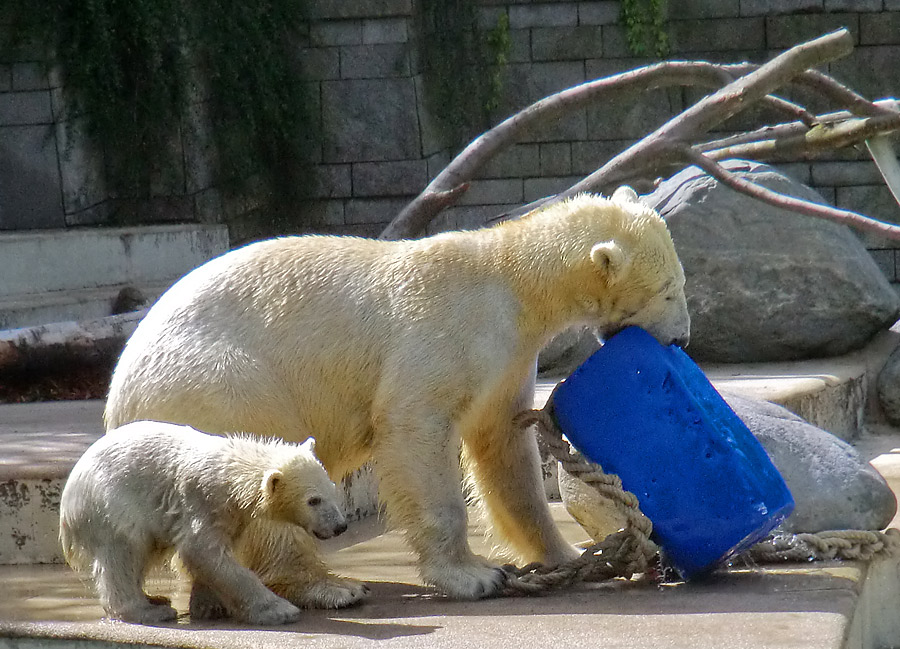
(550, 327, 794, 579)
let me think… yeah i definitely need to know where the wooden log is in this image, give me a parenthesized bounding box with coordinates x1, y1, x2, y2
(0, 309, 147, 374)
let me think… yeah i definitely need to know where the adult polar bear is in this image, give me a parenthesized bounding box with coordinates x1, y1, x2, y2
(105, 188, 690, 601)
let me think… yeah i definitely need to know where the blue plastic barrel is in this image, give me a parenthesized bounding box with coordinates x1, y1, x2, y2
(549, 326, 794, 579)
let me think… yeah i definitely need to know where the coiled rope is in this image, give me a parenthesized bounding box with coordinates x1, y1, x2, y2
(500, 405, 900, 595)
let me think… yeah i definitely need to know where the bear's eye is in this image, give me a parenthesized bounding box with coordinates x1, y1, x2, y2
(307, 496, 322, 507)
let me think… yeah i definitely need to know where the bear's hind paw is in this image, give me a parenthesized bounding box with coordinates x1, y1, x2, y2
(297, 577, 370, 609)
(244, 596, 302, 626)
(110, 600, 178, 625)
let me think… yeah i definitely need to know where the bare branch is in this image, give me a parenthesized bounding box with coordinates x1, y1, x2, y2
(559, 29, 854, 200)
(382, 29, 900, 240)
(682, 148, 900, 240)
(703, 111, 900, 162)
(380, 61, 739, 240)
(696, 99, 900, 155)
(762, 95, 820, 127)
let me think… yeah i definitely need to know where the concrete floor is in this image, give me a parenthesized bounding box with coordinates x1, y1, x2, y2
(0, 503, 884, 649)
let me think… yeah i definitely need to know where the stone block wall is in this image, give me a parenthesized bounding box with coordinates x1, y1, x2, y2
(0, 50, 219, 230)
(2, 0, 900, 278)
(295, 0, 900, 280)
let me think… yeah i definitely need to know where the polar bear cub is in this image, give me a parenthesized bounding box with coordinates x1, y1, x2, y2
(59, 420, 348, 625)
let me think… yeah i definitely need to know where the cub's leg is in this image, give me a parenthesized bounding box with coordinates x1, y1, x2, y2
(92, 537, 177, 624)
(178, 533, 300, 626)
(234, 519, 370, 609)
(463, 379, 580, 567)
(372, 410, 507, 599)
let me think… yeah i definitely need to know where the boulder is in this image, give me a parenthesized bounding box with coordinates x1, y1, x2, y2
(723, 392, 896, 533)
(537, 326, 601, 376)
(648, 159, 899, 363)
(560, 393, 897, 538)
(878, 345, 900, 426)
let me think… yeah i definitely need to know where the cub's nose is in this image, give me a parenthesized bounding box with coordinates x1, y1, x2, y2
(333, 521, 348, 537)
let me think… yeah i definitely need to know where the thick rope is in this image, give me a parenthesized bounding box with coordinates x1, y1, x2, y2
(502, 408, 657, 594)
(500, 406, 900, 595)
(745, 528, 900, 563)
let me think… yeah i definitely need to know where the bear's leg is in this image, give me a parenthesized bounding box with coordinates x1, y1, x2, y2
(372, 416, 507, 599)
(178, 535, 301, 625)
(463, 376, 580, 567)
(235, 518, 370, 609)
(92, 539, 177, 623)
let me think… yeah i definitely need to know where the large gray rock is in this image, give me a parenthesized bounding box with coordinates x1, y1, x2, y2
(723, 392, 896, 533)
(877, 345, 900, 426)
(560, 393, 897, 539)
(648, 160, 900, 363)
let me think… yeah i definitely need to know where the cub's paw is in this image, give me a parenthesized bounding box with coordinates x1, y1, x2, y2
(422, 557, 508, 600)
(299, 577, 371, 609)
(244, 595, 302, 626)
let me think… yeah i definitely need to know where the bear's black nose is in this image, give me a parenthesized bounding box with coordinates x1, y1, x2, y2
(334, 521, 348, 536)
(670, 334, 690, 349)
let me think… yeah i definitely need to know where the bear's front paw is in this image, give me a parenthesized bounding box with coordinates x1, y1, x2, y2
(189, 582, 228, 621)
(299, 577, 371, 609)
(422, 557, 507, 600)
(244, 595, 302, 626)
(112, 600, 178, 625)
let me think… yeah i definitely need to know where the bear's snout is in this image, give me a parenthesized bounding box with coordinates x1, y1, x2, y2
(313, 520, 347, 540)
(310, 504, 348, 540)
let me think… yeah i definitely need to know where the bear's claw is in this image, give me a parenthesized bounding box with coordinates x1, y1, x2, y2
(422, 559, 508, 600)
(293, 576, 370, 609)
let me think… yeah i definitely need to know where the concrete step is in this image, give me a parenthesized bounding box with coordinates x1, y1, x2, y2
(0, 224, 229, 329)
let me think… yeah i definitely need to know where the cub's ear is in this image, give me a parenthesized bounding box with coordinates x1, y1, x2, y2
(591, 241, 629, 279)
(263, 469, 284, 496)
(299, 436, 316, 456)
(611, 186, 639, 203)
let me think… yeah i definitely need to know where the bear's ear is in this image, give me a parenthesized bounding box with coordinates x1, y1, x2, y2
(263, 469, 284, 496)
(590, 241, 629, 279)
(611, 186, 639, 203)
(299, 436, 317, 456)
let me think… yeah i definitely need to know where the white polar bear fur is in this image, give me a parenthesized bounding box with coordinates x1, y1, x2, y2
(105, 188, 690, 599)
(59, 420, 349, 625)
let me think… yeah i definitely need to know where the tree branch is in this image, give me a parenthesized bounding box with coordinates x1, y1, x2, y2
(379, 61, 741, 240)
(558, 29, 854, 201)
(703, 111, 900, 162)
(381, 29, 900, 240)
(682, 148, 900, 239)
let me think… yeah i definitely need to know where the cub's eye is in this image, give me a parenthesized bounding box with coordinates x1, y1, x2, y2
(307, 496, 322, 507)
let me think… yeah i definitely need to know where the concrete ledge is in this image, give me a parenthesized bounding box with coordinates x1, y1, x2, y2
(0, 505, 872, 649)
(0, 224, 229, 329)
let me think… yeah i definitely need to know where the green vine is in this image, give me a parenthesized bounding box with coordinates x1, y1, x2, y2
(420, 1, 510, 149)
(621, 0, 669, 58)
(2, 0, 314, 223)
